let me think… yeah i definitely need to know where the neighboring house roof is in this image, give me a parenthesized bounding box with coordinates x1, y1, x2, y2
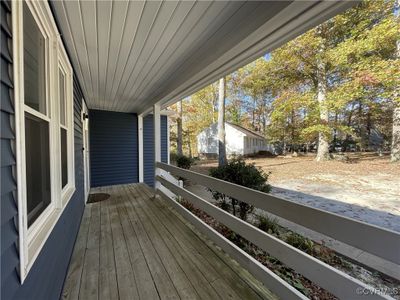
(226, 122, 265, 139)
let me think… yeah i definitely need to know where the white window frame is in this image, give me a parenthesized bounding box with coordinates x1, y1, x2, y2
(58, 41, 75, 206)
(12, 0, 75, 283)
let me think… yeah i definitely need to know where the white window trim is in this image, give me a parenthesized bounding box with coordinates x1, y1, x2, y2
(58, 40, 75, 206)
(12, 0, 75, 283)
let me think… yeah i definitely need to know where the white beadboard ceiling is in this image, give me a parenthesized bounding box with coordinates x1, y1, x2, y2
(50, 1, 355, 114)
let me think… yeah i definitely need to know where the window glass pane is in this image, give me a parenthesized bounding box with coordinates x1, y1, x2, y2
(61, 128, 68, 188)
(23, 3, 46, 115)
(25, 113, 51, 227)
(59, 70, 66, 125)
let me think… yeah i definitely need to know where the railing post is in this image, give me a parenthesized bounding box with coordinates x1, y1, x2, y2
(153, 104, 161, 189)
(138, 114, 144, 182)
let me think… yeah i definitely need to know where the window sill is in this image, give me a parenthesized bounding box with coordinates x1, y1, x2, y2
(62, 185, 76, 208)
(24, 186, 75, 280)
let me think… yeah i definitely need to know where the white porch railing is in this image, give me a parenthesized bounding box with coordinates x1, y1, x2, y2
(155, 162, 399, 300)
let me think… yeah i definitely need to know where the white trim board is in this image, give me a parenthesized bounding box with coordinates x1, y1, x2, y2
(12, 0, 76, 282)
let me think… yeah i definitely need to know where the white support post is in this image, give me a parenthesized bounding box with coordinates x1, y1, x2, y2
(153, 104, 161, 189)
(138, 114, 144, 182)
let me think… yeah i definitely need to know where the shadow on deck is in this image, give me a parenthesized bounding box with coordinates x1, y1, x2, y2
(62, 183, 275, 300)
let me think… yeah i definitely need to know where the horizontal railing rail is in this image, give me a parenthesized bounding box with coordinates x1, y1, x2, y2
(155, 162, 399, 300)
(156, 175, 393, 300)
(156, 162, 400, 265)
(157, 188, 307, 300)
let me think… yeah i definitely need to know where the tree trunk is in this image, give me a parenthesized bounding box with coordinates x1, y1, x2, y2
(391, 0, 400, 162)
(391, 107, 400, 162)
(282, 127, 286, 155)
(177, 101, 183, 156)
(291, 109, 295, 149)
(252, 97, 256, 129)
(187, 133, 192, 158)
(218, 77, 227, 166)
(316, 28, 330, 161)
(366, 108, 372, 150)
(333, 112, 338, 150)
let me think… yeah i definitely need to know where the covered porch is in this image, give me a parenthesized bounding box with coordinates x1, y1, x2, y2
(62, 183, 274, 300)
(48, 1, 400, 299)
(3, 1, 399, 300)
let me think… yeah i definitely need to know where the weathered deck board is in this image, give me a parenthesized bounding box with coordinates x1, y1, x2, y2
(99, 197, 119, 300)
(108, 187, 140, 300)
(62, 183, 276, 300)
(129, 185, 221, 300)
(62, 205, 92, 300)
(79, 203, 101, 300)
(137, 184, 274, 300)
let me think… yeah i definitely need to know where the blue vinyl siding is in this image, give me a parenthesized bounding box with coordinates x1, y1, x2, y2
(1, 2, 86, 298)
(1, 2, 20, 298)
(89, 110, 138, 187)
(143, 115, 168, 187)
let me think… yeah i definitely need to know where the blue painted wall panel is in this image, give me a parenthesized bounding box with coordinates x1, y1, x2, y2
(89, 110, 138, 187)
(1, 2, 21, 298)
(143, 115, 168, 187)
(1, 2, 86, 297)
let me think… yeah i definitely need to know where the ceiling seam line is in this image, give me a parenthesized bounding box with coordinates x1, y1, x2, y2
(61, 1, 91, 104)
(78, 0, 95, 103)
(108, 1, 130, 111)
(135, 1, 245, 112)
(102, 1, 113, 110)
(132, 1, 214, 108)
(108, 2, 146, 110)
(116, 1, 164, 110)
(127, 1, 197, 111)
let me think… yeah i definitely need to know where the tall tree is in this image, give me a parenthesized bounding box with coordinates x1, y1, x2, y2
(391, 0, 400, 162)
(316, 24, 330, 161)
(218, 77, 227, 166)
(169, 0, 398, 159)
(177, 100, 183, 156)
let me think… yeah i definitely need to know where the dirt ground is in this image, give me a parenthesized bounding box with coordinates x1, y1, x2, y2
(191, 153, 400, 231)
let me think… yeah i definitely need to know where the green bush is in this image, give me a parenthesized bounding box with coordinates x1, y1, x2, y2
(209, 157, 271, 220)
(285, 233, 314, 254)
(257, 215, 280, 235)
(176, 155, 193, 169)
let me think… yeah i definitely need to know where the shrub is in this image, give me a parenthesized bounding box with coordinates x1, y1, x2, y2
(209, 157, 271, 220)
(285, 233, 314, 254)
(257, 215, 280, 235)
(176, 155, 193, 169)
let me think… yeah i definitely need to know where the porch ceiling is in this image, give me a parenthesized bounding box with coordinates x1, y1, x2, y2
(50, 1, 355, 114)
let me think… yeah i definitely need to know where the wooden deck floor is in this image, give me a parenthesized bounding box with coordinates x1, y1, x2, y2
(62, 183, 275, 300)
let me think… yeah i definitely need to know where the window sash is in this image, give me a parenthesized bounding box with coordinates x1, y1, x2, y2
(13, 0, 75, 283)
(59, 69, 66, 126)
(22, 1, 48, 116)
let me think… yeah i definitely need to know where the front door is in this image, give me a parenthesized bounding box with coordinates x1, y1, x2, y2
(82, 100, 90, 202)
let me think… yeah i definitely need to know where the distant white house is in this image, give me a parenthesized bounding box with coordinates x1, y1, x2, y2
(197, 122, 275, 158)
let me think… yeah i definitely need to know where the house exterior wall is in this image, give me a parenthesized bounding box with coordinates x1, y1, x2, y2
(197, 124, 218, 155)
(89, 110, 138, 187)
(143, 115, 169, 187)
(243, 137, 278, 155)
(1, 2, 86, 298)
(226, 125, 245, 155)
(1, 2, 19, 297)
(244, 136, 265, 155)
(197, 123, 245, 157)
(197, 123, 278, 157)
